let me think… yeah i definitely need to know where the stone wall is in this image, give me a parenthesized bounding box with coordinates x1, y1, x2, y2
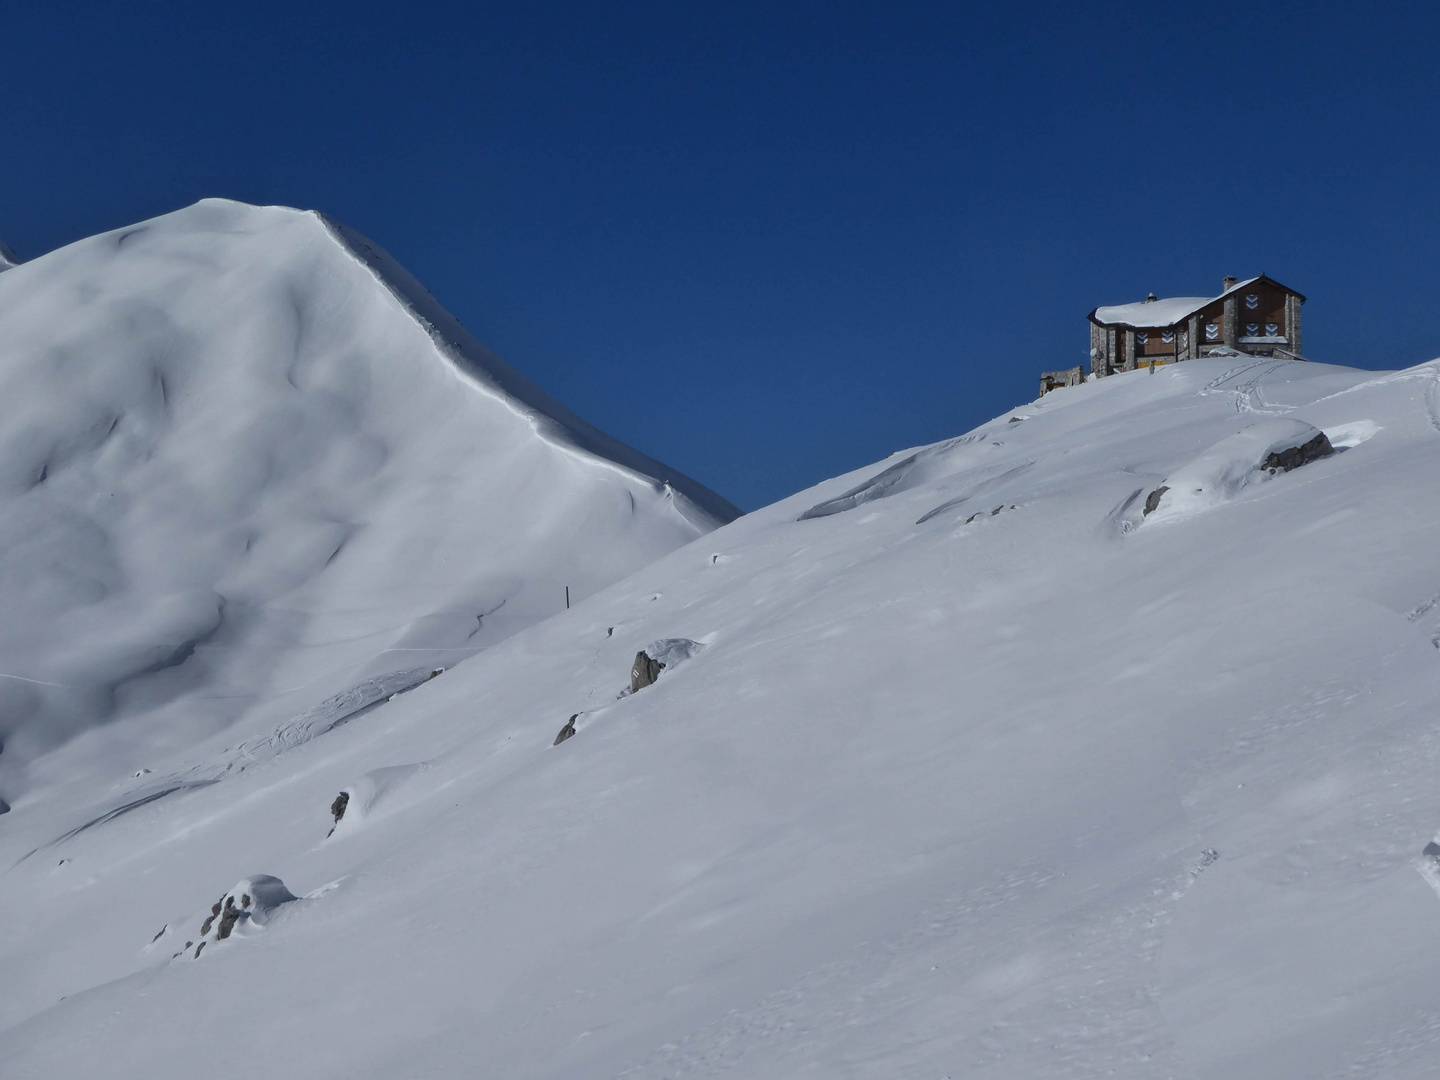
(1040, 366, 1085, 396)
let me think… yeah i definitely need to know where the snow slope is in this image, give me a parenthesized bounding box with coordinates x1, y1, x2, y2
(0, 199, 736, 805)
(6, 348, 1440, 1078)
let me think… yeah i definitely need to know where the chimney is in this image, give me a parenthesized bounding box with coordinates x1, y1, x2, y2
(1145, 292, 1157, 302)
(1222, 275, 1238, 292)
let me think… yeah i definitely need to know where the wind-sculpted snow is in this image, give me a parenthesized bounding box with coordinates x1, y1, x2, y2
(164, 875, 299, 961)
(233, 667, 442, 762)
(641, 636, 703, 673)
(797, 435, 980, 519)
(1139, 417, 1335, 524)
(20, 667, 443, 860)
(317, 215, 736, 529)
(9, 355, 1440, 1079)
(0, 199, 735, 802)
(327, 764, 431, 839)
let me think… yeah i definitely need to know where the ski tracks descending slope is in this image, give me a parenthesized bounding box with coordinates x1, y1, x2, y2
(1199, 359, 1292, 415)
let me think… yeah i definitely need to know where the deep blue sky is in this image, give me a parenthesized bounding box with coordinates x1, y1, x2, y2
(5, 2, 1439, 509)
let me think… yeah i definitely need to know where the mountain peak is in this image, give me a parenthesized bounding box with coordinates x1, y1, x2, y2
(0, 198, 736, 796)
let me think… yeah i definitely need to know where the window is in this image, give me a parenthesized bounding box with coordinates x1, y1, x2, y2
(1136, 332, 1148, 345)
(1161, 330, 1174, 344)
(1265, 322, 1278, 336)
(1244, 294, 1259, 310)
(1205, 323, 1220, 341)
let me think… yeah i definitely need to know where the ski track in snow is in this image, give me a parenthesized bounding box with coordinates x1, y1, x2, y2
(16, 667, 445, 863)
(1198, 358, 1292, 414)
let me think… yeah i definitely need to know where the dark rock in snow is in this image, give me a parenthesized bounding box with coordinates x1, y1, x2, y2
(625, 640, 702, 697)
(216, 896, 241, 940)
(327, 790, 350, 836)
(1262, 432, 1334, 474)
(1143, 486, 1169, 516)
(190, 875, 298, 957)
(631, 651, 665, 693)
(553, 714, 579, 746)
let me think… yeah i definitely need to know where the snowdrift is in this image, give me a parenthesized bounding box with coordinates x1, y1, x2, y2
(0, 200, 736, 803)
(7, 339, 1440, 1078)
(1140, 416, 1335, 523)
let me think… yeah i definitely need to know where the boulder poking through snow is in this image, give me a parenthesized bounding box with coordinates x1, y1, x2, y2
(185, 876, 298, 958)
(327, 791, 350, 836)
(1262, 432, 1334, 473)
(553, 714, 579, 746)
(1142, 419, 1335, 524)
(629, 638, 703, 694)
(325, 764, 430, 838)
(631, 651, 663, 693)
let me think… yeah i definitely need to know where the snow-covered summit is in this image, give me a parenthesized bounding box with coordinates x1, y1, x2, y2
(0, 239, 20, 271)
(0, 199, 736, 799)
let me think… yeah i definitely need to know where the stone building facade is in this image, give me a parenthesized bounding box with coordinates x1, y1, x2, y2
(1087, 275, 1305, 379)
(1039, 366, 1085, 396)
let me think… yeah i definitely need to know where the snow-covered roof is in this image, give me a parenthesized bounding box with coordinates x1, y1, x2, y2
(1093, 295, 1216, 327)
(1091, 275, 1273, 328)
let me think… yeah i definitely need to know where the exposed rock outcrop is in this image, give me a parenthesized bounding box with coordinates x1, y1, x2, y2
(629, 638, 704, 694)
(1140, 419, 1336, 524)
(553, 714, 579, 746)
(631, 651, 665, 693)
(184, 875, 298, 958)
(1263, 432, 1334, 473)
(327, 791, 350, 836)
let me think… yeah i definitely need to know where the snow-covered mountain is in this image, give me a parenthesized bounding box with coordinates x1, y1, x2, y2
(0, 199, 737, 806)
(4, 252, 1440, 1076)
(0, 240, 20, 272)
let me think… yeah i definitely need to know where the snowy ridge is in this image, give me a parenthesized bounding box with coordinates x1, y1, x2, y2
(0, 199, 735, 806)
(314, 213, 738, 526)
